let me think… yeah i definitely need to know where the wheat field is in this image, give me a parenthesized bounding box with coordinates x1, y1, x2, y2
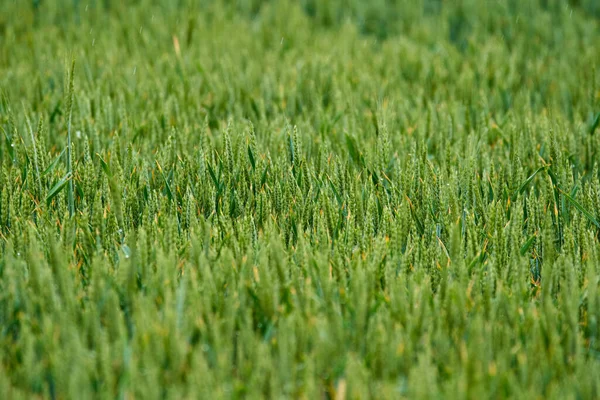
(0, 1, 599, 398)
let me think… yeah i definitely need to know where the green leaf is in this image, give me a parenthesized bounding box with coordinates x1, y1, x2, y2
(514, 166, 546, 198)
(247, 145, 256, 170)
(559, 188, 600, 228)
(46, 172, 72, 206)
(97, 153, 112, 177)
(207, 163, 219, 187)
(287, 130, 295, 164)
(43, 147, 67, 176)
(156, 161, 174, 202)
(590, 112, 600, 136)
(328, 177, 343, 207)
(345, 133, 364, 167)
(260, 164, 269, 189)
(405, 195, 424, 236)
(520, 234, 537, 256)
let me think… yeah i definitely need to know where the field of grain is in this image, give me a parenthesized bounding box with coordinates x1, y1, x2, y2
(0, 1, 599, 398)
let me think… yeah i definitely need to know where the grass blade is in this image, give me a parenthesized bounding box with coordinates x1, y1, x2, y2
(345, 133, 364, 167)
(43, 147, 67, 176)
(520, 234, 537, 256)
(97, 153, 112, 177)
(405, 194, 424, 236)
(514, 166, 546, 198)
(247, 145, 256, 170)
(207, 163, 219, 187)
(590, 112, 600, 136)
(46, 172, 72, 206)
(558, 188, 600, 228)
(260, 164, 269, 189)
(156, 160, 174, 202)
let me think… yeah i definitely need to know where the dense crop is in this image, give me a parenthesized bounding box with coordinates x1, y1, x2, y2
(1, 0, 599, 398)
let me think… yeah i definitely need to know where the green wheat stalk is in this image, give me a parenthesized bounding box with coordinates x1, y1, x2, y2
(66, 58, 75, 217)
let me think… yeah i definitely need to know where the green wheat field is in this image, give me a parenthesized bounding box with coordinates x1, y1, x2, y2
(1, 0, 600, 398)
